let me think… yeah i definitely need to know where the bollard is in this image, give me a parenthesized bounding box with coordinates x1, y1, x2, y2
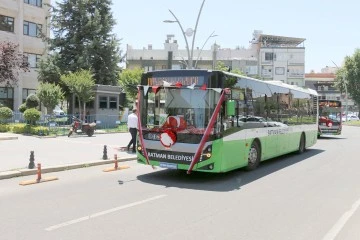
(36, 163, 41, 182)
(103, 145, 108, 160)
(102, 154, 130, 172)
(19, 162, 59, 186)
(28, 151, 35, 169)
(114, 154, 118, 169)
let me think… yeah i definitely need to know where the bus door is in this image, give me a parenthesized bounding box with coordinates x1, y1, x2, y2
(263, 93, 279, 158)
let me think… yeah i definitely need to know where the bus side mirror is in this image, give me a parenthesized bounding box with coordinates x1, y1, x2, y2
(226, 100, 235, 116)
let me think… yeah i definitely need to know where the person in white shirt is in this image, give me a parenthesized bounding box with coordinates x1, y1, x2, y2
(127, 108, 138, 153)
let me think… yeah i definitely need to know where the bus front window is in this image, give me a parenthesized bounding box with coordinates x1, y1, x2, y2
(141, 88, 220, 134)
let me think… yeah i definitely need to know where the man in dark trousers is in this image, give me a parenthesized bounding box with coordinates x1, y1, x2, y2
(127, 108, 138, 153)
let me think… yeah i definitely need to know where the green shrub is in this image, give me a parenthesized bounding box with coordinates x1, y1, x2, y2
(0, 107, 13, 121)
(11, 124, 27, 134)
(30, 126, 49, 135)
(18, 103, 27, 113)
(25, 94, 40, 109)
(0, 124, 10, 132)
(11, 124, 49, 135)
(23, 108, 41, 125)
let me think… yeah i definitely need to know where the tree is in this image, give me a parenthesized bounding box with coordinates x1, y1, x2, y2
(25, 94, 40, 109)
(37, 54, 61, 85)
(36, 82, 64, 114)
(118, 68, 143, 104)
(23, 108, 41, 125)
(334, 67, 347, 94)
(0, 41, 29, 85)
(0, 107, 13, 122)
(336, 49, 360, 109)
(45, 0, 123, 86)
(61, 70, 95, 120)
(18, 103, 27, 113)
(215, 61, 246, 88)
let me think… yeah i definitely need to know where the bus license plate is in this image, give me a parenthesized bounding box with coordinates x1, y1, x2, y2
(159, 162, 177, 169)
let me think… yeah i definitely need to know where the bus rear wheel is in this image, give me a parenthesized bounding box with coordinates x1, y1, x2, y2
(298, 133, 306, 154)
(246, 141, 260, 171)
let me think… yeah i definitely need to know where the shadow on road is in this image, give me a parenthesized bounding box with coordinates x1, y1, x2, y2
(137, 149, 324, 192)
(318, 136, 346, 140)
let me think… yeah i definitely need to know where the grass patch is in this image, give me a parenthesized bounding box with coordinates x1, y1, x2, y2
(343, 120, 360, 126)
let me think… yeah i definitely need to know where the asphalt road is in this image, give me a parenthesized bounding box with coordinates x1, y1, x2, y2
(0, 126, 360, 240)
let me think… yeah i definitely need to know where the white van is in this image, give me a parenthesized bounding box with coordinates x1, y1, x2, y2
(53, 106, 65, 116)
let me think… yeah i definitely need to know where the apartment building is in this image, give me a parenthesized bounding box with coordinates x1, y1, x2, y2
(126, 30, 306, 86)
(0, 0, 50, 110)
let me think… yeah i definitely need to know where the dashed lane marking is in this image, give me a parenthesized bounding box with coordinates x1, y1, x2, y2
(45, 194, 167, 231)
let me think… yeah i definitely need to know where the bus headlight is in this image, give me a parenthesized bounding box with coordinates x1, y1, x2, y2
(202, 144, 213, 160)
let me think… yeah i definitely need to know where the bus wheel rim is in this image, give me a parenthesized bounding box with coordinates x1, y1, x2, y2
(248, 147, 258, 164)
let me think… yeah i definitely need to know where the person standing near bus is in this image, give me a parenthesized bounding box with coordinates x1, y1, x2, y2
(127, 108, 138, 153)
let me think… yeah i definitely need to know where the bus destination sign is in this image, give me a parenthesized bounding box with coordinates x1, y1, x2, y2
(319, 101, 341, 107)
(147, 76, 205, 86)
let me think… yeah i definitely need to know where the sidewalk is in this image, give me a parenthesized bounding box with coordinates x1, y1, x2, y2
(0, 132, 137, 180)
(0, 133, 18, 141)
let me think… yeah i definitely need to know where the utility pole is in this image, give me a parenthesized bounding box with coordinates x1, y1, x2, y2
(163, 0, 206, 69)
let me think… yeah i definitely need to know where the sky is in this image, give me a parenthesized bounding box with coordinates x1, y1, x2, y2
(111, 0, 360, 73)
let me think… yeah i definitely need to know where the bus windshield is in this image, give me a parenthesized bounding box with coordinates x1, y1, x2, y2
(319, 101, 342, 122)
(318, 100, 342, 136)
(139, 87, 221, 134)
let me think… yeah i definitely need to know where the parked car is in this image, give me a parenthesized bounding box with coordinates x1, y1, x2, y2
(237, 116, 286, 129)
(348, 115, 359, 121)
(53, 106, 66, 117)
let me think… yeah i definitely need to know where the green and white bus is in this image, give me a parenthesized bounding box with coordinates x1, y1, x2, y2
(136, 70, 318, 174)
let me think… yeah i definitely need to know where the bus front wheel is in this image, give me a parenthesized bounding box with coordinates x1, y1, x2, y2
(246, 141, 260, 171)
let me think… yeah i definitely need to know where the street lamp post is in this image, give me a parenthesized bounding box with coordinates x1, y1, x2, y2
(332, 60, 348, 121)
(343, 72, 349, 121)
(194, 31, 218, 69)
(163, 0, 206, 69)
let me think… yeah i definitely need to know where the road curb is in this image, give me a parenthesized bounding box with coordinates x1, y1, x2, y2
(0, 136, 18, 141)
(0, 156, 137, 180)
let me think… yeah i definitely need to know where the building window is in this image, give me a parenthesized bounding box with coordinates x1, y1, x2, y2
(22, 88, 36, 103)
(23, 21, 42, 37)
(0, 15, 14, 33)
(24, 0, 42, 7)
(0, 87, 14, 109)
(25, 53, 41, 68)
(99, 96, 107, 109)
(144, 66, 153, 72)
(261, 65, 272, 77)
(265, 52, 275, 61)
(109, 96, 117, 109)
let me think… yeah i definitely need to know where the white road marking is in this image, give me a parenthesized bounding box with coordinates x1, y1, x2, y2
(45, 194, 167, 231)
(63, 140, 92, 144)
(322, 197, 360, 240)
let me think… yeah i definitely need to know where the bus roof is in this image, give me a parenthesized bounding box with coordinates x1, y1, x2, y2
(142, 69, 318, 96)
(223, 71, 318, 96)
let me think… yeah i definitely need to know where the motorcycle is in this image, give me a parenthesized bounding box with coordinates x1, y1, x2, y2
(68, 116, 96, 137)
